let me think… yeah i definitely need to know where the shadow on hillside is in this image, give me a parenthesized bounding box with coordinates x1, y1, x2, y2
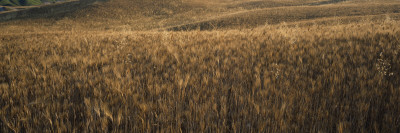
(166, 0, 350, 31)
(227, 0, 344, 10)
(306, 0, 344, 6)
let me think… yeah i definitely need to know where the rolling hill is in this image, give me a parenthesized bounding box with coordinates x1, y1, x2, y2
(2, 0, 400, 32)
(0, 0, 70, 6)
(0, 0, 52, 6)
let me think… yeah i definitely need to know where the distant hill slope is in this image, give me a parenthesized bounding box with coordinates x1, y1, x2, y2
(1, 0, 400, 32)
(0, 0, 58, 6)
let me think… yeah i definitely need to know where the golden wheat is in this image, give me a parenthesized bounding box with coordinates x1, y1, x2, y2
(1, 20, 399, 132)
(1, 0, 400, 132)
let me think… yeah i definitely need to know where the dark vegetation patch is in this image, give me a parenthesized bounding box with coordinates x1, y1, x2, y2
(0, 0, 58, 6)
(168, 3, 400, 31)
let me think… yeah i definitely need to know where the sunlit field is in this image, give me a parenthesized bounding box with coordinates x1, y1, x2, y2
(1, 0, 400, 132)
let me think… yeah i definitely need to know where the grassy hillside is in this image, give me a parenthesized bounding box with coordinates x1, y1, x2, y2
(0, 0, 61, 6)
(168, 3, 400, 30)
(1, 0, 400, 132)
(1, 0, 400, 32)
(0, 0, 43, 6)
(0, 0, 15, 6)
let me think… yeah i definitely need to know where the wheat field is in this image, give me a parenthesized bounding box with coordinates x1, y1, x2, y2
(1, 0, 400, 132)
